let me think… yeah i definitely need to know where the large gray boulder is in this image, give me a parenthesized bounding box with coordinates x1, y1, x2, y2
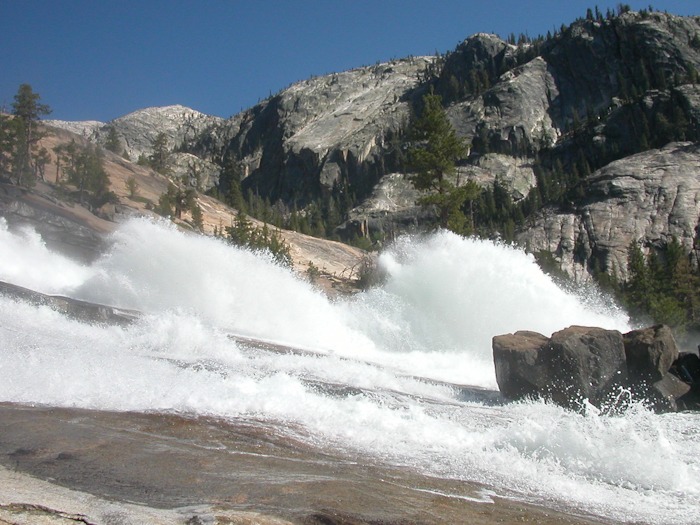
(492, 331, 551, 400)
(623, 324, 679, 382)
(648, 373, 691, 412)
(492, 326, 627, 409)
(546, 326, 627, 409)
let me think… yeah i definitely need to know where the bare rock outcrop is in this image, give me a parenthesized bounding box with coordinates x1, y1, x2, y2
(517, 142, 700, 281)
(193, 57, 434, 208)
(623, 324, 679, 382)
(168, 151, 221, 191)
(493, 324, 697, 412)
(48, 105, 223, 163)
(0, 181, 113, 262)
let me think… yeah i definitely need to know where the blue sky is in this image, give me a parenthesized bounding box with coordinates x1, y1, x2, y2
(1, 1, 697, 122)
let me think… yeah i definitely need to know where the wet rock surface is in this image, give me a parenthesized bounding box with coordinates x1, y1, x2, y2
(0, 281, 140, 326)
(0, 181, 113, 263)
(493, 323, 700, 412)
(0, 404, 601, 525)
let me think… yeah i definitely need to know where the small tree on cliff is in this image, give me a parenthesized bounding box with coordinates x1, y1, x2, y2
(10, 83, 51, 186)
(149, 132, 170, 174)
(405, 91, 476, 232)
(104, 125, 122, 155)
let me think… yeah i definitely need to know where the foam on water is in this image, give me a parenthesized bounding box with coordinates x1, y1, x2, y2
(342, 232, 629, 385)
(1, 218, 698, 524)
(0, 218, 93, 293)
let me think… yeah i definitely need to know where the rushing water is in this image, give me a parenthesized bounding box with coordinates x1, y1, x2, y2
(0, 217, 698, 524)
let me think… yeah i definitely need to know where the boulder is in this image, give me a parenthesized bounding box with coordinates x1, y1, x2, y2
(623, 324, 679, 383)
(647, 374, 691, 413)
(670, 353, 700, 410)
(492, 323, 700, 413)
(492, 331, 550, 400)
(546, 326, 627, 409)
(670, 352, 700, 384)
(492, 326, 627, 409)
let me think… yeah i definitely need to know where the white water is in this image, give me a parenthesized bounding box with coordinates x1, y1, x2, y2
(1, 217, 698, 524)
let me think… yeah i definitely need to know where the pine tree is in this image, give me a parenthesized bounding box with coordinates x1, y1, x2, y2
(104, 125, 122, 154)
(149, 132, 170, 174)
(11, 84, 51, 186)
(0, 113, 15, 176)
(126, 175, 139, 198)
(155, 183, 177, 217)
(624, 240, 652, 315)
(191, 203, 204, 231)
(227, 210, 253, 245)
(405, 92, 470, 230)
(67, 143, 110, 206)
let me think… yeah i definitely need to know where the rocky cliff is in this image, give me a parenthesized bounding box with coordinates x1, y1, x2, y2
(518, 141, 700, 281)
(45, 9, 700, 283)
(49, 105, 223, 164)
(443, 11, 700, 280)
(184, 10, 700, 279)
(188, 57, 433, 207)
(47, 106, 225, 191)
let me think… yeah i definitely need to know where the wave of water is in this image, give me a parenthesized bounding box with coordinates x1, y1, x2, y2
(1, 217, 698, 524)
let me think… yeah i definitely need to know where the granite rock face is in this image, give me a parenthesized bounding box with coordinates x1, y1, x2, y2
(0, 182, 112, 262)
(517, 142, 700, 281)
(48, 105, 223, 164)
(448, 55, 560, 155)
(168, 152, 221, 191)
(43, 11, 700, 279)
(43, 119, 105, 139)
(193, 57, 434, 207)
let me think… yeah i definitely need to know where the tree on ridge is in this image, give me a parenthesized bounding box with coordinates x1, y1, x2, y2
(12, 83, 51, 185)
(404, 91, 477, 232)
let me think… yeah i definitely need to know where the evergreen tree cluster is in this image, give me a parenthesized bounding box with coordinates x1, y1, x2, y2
(154, 182, 201, 224)
(135, 132, 171, 173)
(0, 84, 116, 209)
(223, 211, 292, 267)
(622, 238, 700, 338)
(210, 154, 357, 243)
(53, 140, 115, 208)
(103, 125, 124, 156)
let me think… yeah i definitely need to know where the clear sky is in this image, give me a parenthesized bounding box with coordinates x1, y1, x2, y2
(1, 1, 697, 122)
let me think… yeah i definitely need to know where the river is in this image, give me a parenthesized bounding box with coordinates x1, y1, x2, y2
(0, 217, 698, 524)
